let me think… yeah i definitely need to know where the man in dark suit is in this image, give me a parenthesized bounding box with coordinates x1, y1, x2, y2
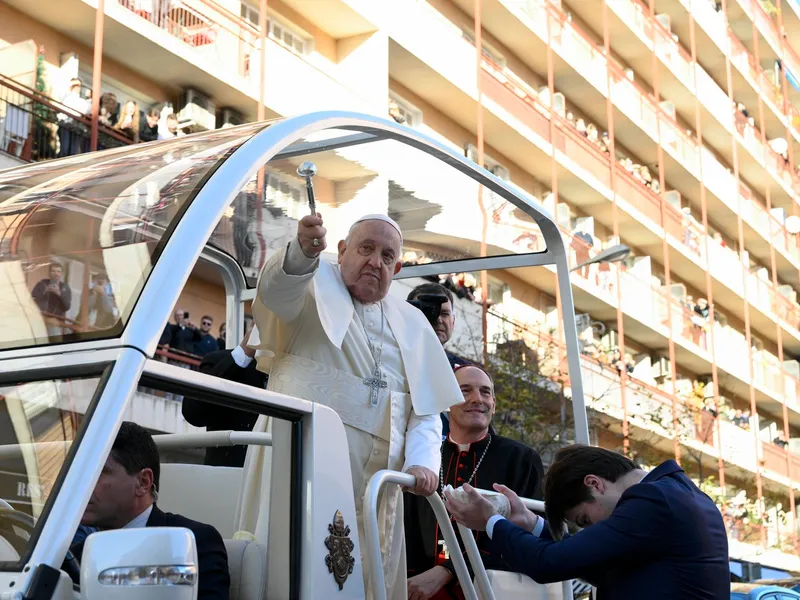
(181, 324, 264, 467)
(71, 422, 230, 600)
(444, 445, 729, 600)
(405, 365, 544, 600)
(407, 282, 471, 440)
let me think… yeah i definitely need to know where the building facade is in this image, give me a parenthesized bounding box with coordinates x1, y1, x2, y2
(2, 0, 800, 576)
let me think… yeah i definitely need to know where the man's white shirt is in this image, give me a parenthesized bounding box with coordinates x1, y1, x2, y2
(231, 344, 252, 368)
(486, 513, 546, 539)
(123, 505, 154, 529)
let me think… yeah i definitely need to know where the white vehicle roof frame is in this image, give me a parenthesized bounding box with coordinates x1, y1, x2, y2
(120, 111, 589, 445)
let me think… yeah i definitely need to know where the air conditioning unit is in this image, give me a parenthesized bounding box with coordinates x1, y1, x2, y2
(178, 88, 216, 132)
(552, 92, 566, 116)
(489, 163, 510, 181)
(655, 14, 671, 32)
(663, 190, 681, 210)
(219, 108, 245, 128)
(653, 355, 672, 379)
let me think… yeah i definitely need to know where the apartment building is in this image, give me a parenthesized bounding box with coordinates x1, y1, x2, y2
(2, 0, 800, 577)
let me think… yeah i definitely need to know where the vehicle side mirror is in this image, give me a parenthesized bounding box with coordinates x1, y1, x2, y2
(80, 527, 198, 600)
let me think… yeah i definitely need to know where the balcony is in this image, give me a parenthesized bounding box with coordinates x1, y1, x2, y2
(476, 50, 800, 362)
(482, 309, 800, 504)
(729, 0, 782, 62)
(398, 3, 794, 296)
(594, 0, 800, 194)
(4, 0, 372, 122)
(0, 73, 132, 165)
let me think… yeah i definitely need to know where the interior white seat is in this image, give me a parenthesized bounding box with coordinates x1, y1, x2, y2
(225, 539, 267, 600)
(158, 463, 243, 539)
(0, 535, 19, 562)
(484, 570, 566, 600)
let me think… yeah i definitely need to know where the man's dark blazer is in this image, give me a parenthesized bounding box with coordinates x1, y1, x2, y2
(181, 348, 265, 467)
(71, 505, 230, 600)
(488, 460, 729, 600)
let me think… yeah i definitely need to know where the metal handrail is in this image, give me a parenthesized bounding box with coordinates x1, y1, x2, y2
(455, 521, 497, 600)
(467, 488, 575, 600)
(363, 470, 479, 600)
(0, 430, 272, 458)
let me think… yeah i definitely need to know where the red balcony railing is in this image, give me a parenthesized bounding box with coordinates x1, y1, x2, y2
(115, 0, 258, 80)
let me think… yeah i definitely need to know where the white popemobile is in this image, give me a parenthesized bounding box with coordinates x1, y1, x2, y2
(0, 112, 590, 600)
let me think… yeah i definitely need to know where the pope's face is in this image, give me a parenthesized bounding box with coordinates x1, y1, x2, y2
(337, 221, 402, 304)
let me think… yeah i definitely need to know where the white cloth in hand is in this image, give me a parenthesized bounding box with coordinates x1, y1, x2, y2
(443, 484, 511, 518)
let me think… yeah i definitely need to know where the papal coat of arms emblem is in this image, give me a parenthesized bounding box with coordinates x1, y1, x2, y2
(325, 510, 355, 590)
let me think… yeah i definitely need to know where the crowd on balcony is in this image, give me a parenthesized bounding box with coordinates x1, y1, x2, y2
(580, 340, 635, 376)
(157, 308, 226, 367)
(52, 77, 183, 158)
(564, 109, 663, 195)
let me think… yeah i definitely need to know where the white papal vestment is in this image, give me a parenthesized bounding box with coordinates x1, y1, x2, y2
(235, 239, 463, 599)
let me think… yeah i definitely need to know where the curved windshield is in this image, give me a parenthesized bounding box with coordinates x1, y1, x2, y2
(207, 128, 547, 286)
(0, 122, 269, 351)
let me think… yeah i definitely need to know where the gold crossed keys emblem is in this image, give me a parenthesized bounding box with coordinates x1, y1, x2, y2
(325, 510, 355, 590)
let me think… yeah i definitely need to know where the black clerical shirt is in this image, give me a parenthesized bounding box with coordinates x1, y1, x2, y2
(404, 431, 544, 591)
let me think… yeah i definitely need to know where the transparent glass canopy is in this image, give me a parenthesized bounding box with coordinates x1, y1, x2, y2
(0, 117, 547, 352)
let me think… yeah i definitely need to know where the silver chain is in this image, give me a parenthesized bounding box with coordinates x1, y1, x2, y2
(439, 434, 492, 499)
(365, 301, 385, 371)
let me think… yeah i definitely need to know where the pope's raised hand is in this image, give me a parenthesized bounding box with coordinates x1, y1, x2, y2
(297, 213, 327, 258)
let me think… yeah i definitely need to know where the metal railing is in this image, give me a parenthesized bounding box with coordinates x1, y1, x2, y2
(0, 73, 132, 163)
(364, 469, 576, 600)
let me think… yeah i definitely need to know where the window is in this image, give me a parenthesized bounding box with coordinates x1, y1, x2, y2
(240, 3, 313, 55)
(0, 374, 105, 568)
(269, 18, 312, 54)
(0, 123, 267, 352)
(461, 31, 507, 68)
(465, 144, 511, 181)
(388, 93, 423, 128)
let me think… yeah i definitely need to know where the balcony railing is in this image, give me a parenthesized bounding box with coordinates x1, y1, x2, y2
(485, 307, 800, 550)
(115, 0, 258, 81)
(478, 47, 800, 411)
(0, 74, 132, 163)
(479, 53, 700, 258)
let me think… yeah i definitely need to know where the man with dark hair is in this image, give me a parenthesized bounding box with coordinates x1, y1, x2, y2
(405, 365, 543, 600)
(71, 422, 230, 599)
(32, 261, 72, 336)
(444, 444, 729, 600)
(407, 282, 470, 439)
(195, 314, 220, 357)
(182, 324, 264, 467)
(407, 283, 459, 366)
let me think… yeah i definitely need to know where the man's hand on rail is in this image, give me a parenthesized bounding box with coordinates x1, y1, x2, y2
(407, 566, 452, 600)
(443, 483, 495, 531)
(492, 483, 539, 532)
(404, 466, 437, 496)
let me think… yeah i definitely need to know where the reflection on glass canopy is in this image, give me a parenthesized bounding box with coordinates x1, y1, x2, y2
(208, 130, 546, 284)
(0, 121, 548, 352)
(0, 122, 268, 351)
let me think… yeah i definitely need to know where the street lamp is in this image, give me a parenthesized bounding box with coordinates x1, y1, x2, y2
(570, 243, 631, 272)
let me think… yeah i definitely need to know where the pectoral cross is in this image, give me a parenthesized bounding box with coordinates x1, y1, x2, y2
(363, 365, 387, 406)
